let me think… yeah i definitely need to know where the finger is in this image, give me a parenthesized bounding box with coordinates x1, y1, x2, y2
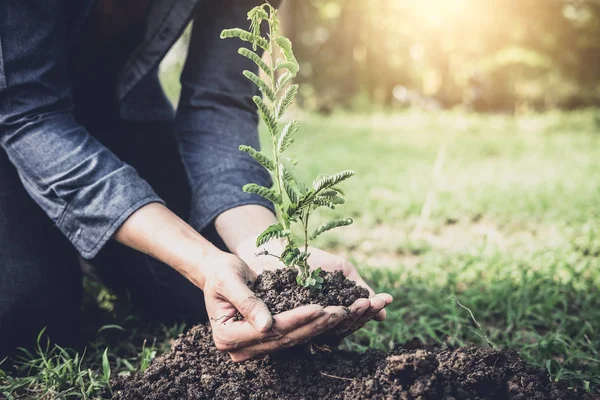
(229, 306, 349, 362)
(224, 277, 273, 333)
(213, 304, 325, 351)
(332, 298, 371, 335)
(351, 294, 389, 329)
(313, 299, 371, 346)
(346, 268, 375, 297)
(374, 308, 388, 321)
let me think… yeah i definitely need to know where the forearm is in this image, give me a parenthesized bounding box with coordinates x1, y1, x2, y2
(114, 202, 223, 289)
(215, 204, 284, 257)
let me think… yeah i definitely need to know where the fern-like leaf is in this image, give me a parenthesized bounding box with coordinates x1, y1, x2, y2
(313, 170, 355, 193)
(311, 198, 336, 209)
(274, 36, 299, 76)
(281, 157, 308, 194)
(316, 193, 345, 205)
(252, 96, 278, 136)
(309, 218, 353, 240)
(220, 28, 268, 50)
(244, 71, 275, 103)
(276, 72, 294, 92)
(239, 145, 275, 172)
(277, 84, 298, 118)
(278, 120, 300, 153)
(238, 48, 272, 76)
(283, 179, 299, 204)
(256, 223, 290, 247)
(243, 184, 282, 205)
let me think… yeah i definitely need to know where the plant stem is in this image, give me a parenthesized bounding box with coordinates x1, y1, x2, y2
(267, 8, 288, 231)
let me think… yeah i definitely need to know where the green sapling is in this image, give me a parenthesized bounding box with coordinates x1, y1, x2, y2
(221, 3, 354, 291)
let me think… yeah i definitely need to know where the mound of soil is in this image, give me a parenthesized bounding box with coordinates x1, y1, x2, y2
(113, 269, 587, 400)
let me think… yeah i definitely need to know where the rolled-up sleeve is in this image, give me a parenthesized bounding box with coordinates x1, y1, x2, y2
(0, 1, 163, 259)
(176, 0, 280, 232)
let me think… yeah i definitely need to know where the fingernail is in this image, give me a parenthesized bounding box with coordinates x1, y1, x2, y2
(255, 312, 272, 332)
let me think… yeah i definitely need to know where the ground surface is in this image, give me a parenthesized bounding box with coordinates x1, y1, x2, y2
(113, 270, 587, 400)
(113, 325, 584, 400)
(2, 110, 600, 399)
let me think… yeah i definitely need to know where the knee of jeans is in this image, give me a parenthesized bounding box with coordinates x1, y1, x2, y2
(0, 262, 82, 355)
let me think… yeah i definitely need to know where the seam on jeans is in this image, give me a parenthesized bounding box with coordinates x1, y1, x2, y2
(78, 195, 164, 259)
(0, 36, 6, 90)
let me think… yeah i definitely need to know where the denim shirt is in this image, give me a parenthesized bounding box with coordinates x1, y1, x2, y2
(0, 0, 275, 259)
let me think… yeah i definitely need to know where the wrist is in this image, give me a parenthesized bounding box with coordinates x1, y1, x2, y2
(214, 204, 279, 255)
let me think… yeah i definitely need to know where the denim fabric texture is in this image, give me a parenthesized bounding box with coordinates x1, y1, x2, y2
(0, 0, 275, 259)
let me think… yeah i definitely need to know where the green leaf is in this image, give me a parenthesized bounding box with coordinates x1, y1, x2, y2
(277, 84, 298, 118)
(281, 157, 308, 195)
(276, 72, 294, 91)
(274, 36, 299, 76)
(278, 120, 300, 153)
(297, 188, 317, 210)
(313, 170, 355, 193)
(243, 184, 282, 205)
(243, 71, 275, 103)
(252, 96, 278, 136)
(220, 28, 268, 50)
(283, 179, 299, 204)
(238, 48, 272, 76)
(239, 145, 275, 172)
(256, 223, 290, 247)
(311, 197, 336, 209)
(315, 193, 345, 206)
(102, 349, 111, 382)
(309, 218, 354, 240)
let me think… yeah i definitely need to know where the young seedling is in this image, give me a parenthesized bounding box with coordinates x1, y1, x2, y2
(221, 3, 354, 291)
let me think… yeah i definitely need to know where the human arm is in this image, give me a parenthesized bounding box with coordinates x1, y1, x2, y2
(0, 0, 163, 258)
(114, 202, 351, 361)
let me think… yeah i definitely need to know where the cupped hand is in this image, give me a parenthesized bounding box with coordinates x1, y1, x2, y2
(201, 252, 351, 362)
(236, 239, 393, 344)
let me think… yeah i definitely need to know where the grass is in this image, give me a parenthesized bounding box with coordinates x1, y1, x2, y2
(2, 109, 600, 398)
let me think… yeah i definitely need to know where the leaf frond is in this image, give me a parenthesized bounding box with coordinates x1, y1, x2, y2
(243, 184, 282, 205)
(220, 28, 268, 50)
(274, 36, 299, 76)
(278, 120, 300, 153)
(283, 179, 299, 204)
(309, 218, 353, 240)
(239, 145, 275, 172)
(252, 96, 278, 136)
(256, 223, 290, 247)
(238, 48, 272, 76)
(313, 170, 355, 193)
(244, 71, 276, 103)
(277, 84, 299, 118)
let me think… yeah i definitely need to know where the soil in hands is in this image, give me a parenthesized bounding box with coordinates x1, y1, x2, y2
(113, 269, 588, 400)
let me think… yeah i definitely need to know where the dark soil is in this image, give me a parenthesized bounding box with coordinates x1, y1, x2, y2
(113, 269, 588, 400)
(245, 268, 371, 315)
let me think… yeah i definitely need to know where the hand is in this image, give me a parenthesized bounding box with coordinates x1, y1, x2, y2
(236, 238, 393, 343)
(201, 252, 351, 362)
(214, 205, 393, 345)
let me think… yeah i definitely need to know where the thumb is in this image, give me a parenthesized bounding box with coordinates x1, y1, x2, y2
(225, 276, 273, 333)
